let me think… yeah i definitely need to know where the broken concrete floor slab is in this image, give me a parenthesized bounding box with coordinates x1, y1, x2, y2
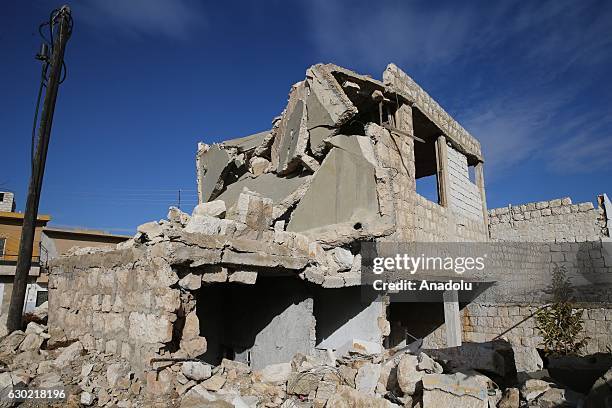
(221, 130, 269, 153)
(196, 143, 233, 203)
(214, 172, 310, 213)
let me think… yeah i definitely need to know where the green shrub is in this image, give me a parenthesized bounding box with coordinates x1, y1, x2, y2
(535, 264, 588, 355)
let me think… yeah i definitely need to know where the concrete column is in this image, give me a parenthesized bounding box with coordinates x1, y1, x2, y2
(474, 162, 489, 230)
(435, 135, 450, 207)
(443, 290, 462, 347)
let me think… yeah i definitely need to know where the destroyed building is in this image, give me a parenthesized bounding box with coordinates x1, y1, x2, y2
(44, 63, 612, 404)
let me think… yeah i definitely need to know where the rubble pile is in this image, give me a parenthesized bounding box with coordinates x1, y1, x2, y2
(131, 196, 364, 288)
(3, 312, 607, 408)
(0, 304, 146, 407)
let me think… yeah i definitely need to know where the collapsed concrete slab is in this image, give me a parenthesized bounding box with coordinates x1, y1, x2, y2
(214, 172, 310, 219)
(287, 147, 379, 232)
(196, 131, 270, 203)
(221, 130, 269, 153)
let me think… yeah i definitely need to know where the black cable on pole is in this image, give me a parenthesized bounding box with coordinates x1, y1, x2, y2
(31, 7, 75, 168)
(31, 63, 49, 169)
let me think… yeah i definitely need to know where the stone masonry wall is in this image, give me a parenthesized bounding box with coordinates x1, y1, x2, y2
(462, 303, 612, 355)
(422, 303, 612, 354)
(489, 197, 606, 242)
(381, 104, 488, 243)
(431, 197, 612, 354)
(48, 247, 182, 377)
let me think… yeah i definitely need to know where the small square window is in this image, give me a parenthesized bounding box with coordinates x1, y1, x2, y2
(36, 290, 48, 307)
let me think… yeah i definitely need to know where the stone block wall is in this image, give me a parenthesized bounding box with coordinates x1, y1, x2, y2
(383, 63, 483, 160)
(48, 247, 182, 376)
(447, 145, 483, 221)
(489, 197, 606, 242)
(422, 197, 610, 353)
(462, 303, 612, 354)
(421, 303, 612, 354)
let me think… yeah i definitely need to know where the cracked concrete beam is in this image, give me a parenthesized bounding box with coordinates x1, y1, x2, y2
(270, 81, 309, 174)
(297, 220, 394, 248)
(228, 238, 297, 257)
(222, 250, 308, 270)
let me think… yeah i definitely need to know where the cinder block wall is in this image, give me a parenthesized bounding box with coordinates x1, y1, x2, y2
(447, 146, 483, 221)
(408, 191, 488, 242)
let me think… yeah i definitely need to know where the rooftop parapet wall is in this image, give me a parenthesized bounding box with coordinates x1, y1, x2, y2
(489, 197, 608, 242)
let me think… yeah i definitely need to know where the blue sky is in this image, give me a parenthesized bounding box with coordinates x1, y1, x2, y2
(1, 0, 611, 234)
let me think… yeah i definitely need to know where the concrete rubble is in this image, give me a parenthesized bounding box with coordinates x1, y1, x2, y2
(0, 323, 595, 407)
(2, 62, 610, 407)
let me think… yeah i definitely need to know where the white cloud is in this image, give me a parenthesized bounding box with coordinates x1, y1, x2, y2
(303, 0, 612, 178)
(74, 0, 206, 41)
(547, 113, 612, 173)
(304, 1, 484, 69)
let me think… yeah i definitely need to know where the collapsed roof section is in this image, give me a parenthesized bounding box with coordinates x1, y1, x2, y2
(196, 63, 484, 244)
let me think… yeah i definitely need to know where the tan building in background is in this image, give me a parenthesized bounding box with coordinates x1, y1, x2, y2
(0, 192, 51, 332)
(0, 191, 130, 333)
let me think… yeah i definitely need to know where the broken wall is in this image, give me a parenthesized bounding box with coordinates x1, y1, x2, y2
(48, 247, 181, 377)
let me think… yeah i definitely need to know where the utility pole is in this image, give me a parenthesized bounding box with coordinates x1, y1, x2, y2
(7, 6, 73, 332)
